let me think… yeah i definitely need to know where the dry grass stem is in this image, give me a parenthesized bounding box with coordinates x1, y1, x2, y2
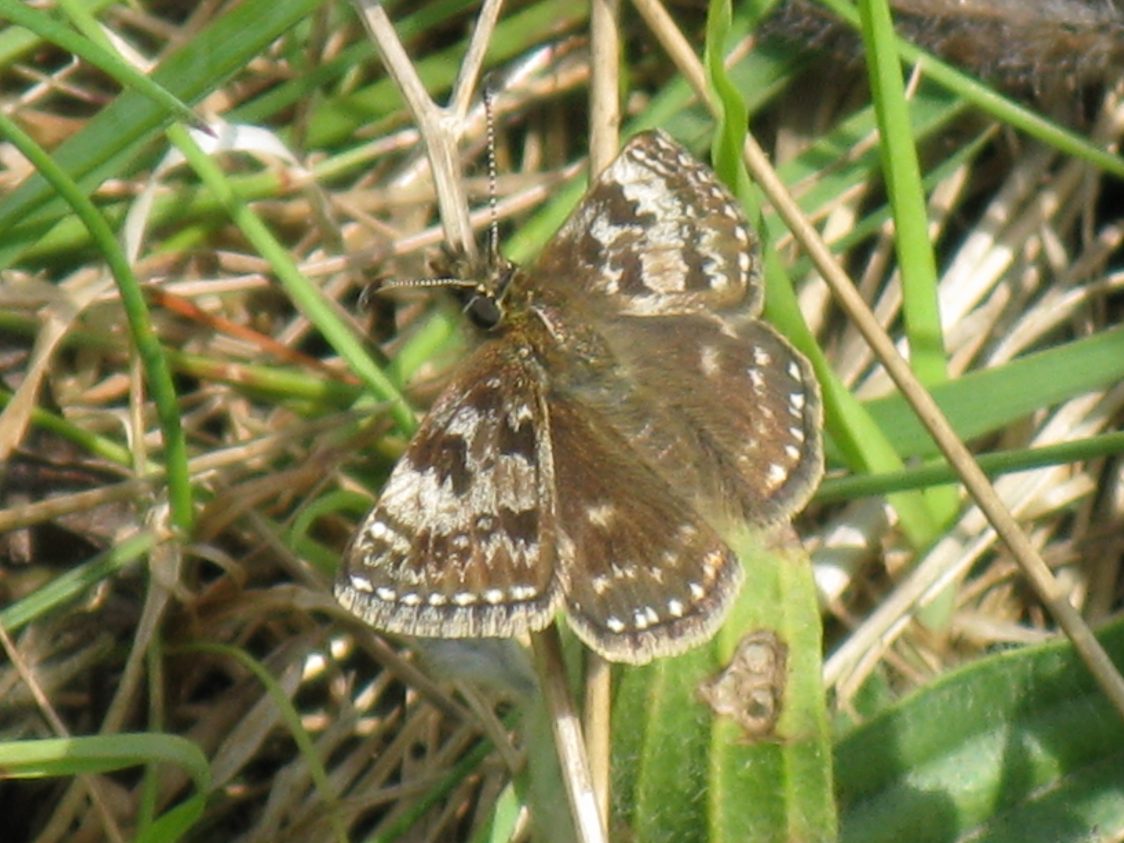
(1, 1, 1121, 839)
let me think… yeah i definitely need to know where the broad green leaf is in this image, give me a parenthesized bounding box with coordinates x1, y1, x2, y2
(613, 528, 836, 843)
(838, 618, 1124, 843)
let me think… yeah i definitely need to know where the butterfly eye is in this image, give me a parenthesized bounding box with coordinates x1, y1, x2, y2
(465, 291, 504, 329)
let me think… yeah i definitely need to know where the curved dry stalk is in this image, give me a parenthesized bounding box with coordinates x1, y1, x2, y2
(583, 0, 623, 829)
(532, 628, 608, 843)
(350, 0, 503, 258)
(449, 0, 507, 123)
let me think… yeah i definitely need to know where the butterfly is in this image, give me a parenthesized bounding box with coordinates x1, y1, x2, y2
(335, 130, 822, 664)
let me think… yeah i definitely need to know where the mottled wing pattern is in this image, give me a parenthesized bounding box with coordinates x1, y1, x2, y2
(547, 394, 744, 664)
(338, 129, 824, 665)
(534, 131, 821, 528)
(599, 313, 823, 527)
(534, 130, 763, 318)
(528, 132, 822, 659)
(336, 343, 561, 639)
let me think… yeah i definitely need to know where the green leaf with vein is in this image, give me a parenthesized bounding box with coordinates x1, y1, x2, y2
(838, 617, 1124, 843)
(612, 528, 836, 843)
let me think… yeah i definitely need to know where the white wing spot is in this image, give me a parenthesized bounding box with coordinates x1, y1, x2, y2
(785, 444, 801, 460)
(510, 585, 539, 601)
(510, 402, 535, 423)
(700, 345, 721, 377)
(768, 463, 788, 487)
(348, 573, 373, 592)
(788, 361, 803, 381)
(610, 562, 638, 581)
(484, 588, 505, 605)
(708, 272, 730, 292)
(374, 585, 396, 600)
(689, 581, 705, 600)
(703, 548, 725, 576)
(606, 616, 626, 633)
(754, 348, 772, 367)
(428, 593, 448, 606)
(400, 592, 422, 607)
(587, 502, 617, 527)
(369, 520, 389, 540)
(789, 425, 805, 442)
(668, 599, 685, 617)
(453, 592, 478, 606)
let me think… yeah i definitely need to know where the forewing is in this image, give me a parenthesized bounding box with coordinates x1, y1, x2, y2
(533, 130, 762, 317)
(336, 342, 561, 639)
(547, 394, 744, 664)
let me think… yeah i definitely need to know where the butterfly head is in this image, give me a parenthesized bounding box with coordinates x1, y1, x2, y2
(376, 247, 520, 332)
(457, 255, 518, 332)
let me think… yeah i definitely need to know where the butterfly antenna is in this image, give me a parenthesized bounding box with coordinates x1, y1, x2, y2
(377, 275, 476, 292)
(482, 82, 502, 268)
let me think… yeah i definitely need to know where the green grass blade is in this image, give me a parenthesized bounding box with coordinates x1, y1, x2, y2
(856, 0, 947, 387)
(0, 733, 210, 843)
(812, 0, 1124, 178)
(862, 326, 1124, 459)
(0, 0, 324, 268)
(168, 124, 416, 436)
(0, 532, 158, 632)
(182, 642, 347, 843)
(0, 111, 193, 532)
(1, 0, 199, 127)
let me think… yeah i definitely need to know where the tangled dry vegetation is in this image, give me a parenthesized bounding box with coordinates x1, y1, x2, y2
(0, 1, 1122, 841)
